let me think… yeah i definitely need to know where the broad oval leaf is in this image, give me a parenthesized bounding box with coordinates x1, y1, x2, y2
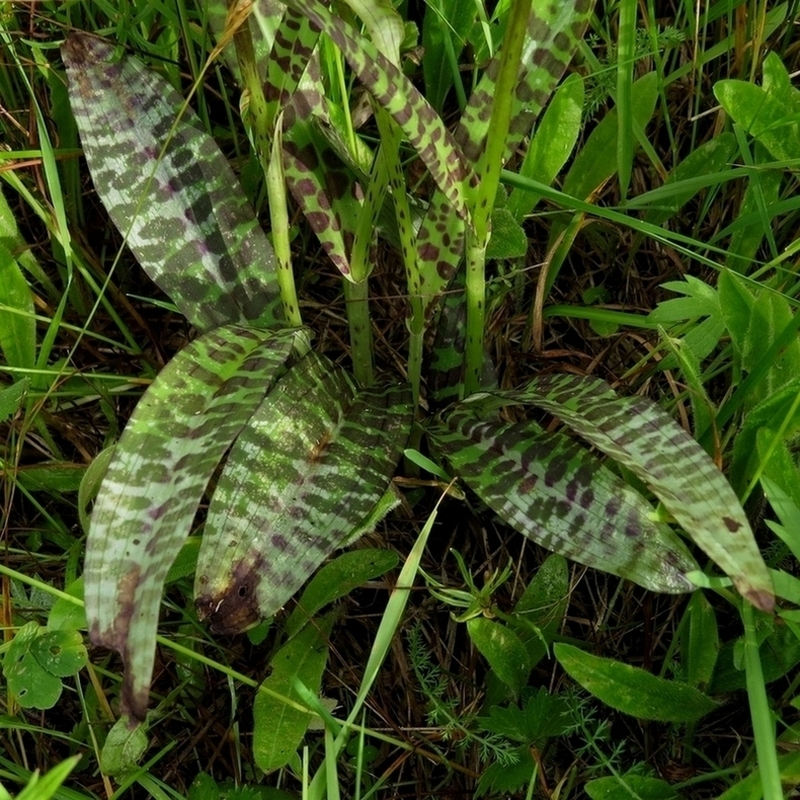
(554, 642, 718, 723)
(85, 325, 307, 721)
(467, 617, 532, 695)
(429, 409, 698, 594)
(101, 715, 149, 779)
(195, 352, 412, 633)
(62, 33, 283, 331)
(253, 611, 335, 773)
(3, 623, 63, 710)
(499, 373, 774, 611)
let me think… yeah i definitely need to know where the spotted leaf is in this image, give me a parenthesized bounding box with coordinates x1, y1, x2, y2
(419, 0, 594, 396)
(195, 352, 412, 634)
(488, 373, 774, 611)
(284, 0, 474, 222)
(429, 408, 698, 594)
(85, 325, 308, 721)
(62, 33, 283, 331)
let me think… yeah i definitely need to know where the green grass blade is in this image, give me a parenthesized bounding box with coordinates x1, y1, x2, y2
(85, 326, 306, 722)
(615, 0, 636, 200)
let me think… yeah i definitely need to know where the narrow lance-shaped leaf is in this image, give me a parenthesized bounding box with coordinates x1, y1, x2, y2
(416, 0, 595, 307)
(430, 408, 699, 594)
(498, 373, 774, 611)
(195, 352, 412, 633)
(62, 33, 283, 331)
(86, 326, 308, 722)
(283, 0, 475, 222)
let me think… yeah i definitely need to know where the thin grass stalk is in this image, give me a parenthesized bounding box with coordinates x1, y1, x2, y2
(616, 0, 636, 201)
(741, 602, 783, 798)
(306, 490, 448, 800)
(231, 9, 303, 327)
(463, 0, 532, 395)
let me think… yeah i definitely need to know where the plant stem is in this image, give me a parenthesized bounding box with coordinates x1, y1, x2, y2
(344, 278, 374, 386)
(464, 229, 486, 397)
(373, 106, 423, 407)
(742, 602, 783, 799)
(464, 0, 532, 396)
(232, 9, 302, 327)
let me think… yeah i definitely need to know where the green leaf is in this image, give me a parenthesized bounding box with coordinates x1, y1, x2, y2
(555, 643, 718, 723)
(430, 409, 698, 594)
(30, 628, 87, 677)
(0, 185, 52, 296)
(467, 617, 531, 694)
(474, 746, 537, 797)
(562, 72, 659, 201)
(62, 34, 283, 331)
(508, 72, 585, 221)
(3, 623, 63, 710)
(586, 774, 682, 800)
(479, 687, 571, 743)
(165, 536, 201, 585)
(101, 715, 149, 779)
(648, 274, 725, 363)
(253, 611, 335, 773)
(494, 372, 773, 611)
(643, 132, 737, 228)
(763, 476, 800, 563)
(47, 578, 86, 632)
(422, 0, 475, 111)
(195, 352, 411, 634)
(710, 619, 800, 694)
(723, 146, 782, 274)
(510, 554, 569, 667)
(682, 592, 719, 690)
(486, 207, 528, 260)
(85, 325, 306, 721)
(283, 548, 398, 638)
(716, 751, 800, 800)
(12, 756, 81, 800)
(715, 77, 800, 163)
(78, 444, 114, 535)
(15, 463, 86, 495)
(0, 239, 35, 370)
(0, 378, 29, 424)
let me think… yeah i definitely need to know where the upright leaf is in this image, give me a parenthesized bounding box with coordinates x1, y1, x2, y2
(0, 240, 35, 371)
(85, 326, 307, 721)
(285, 0, 475, 221)
(195, 352, 412, 633)
(62, 33, 283, 331)
(430, 408, 698, 594)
